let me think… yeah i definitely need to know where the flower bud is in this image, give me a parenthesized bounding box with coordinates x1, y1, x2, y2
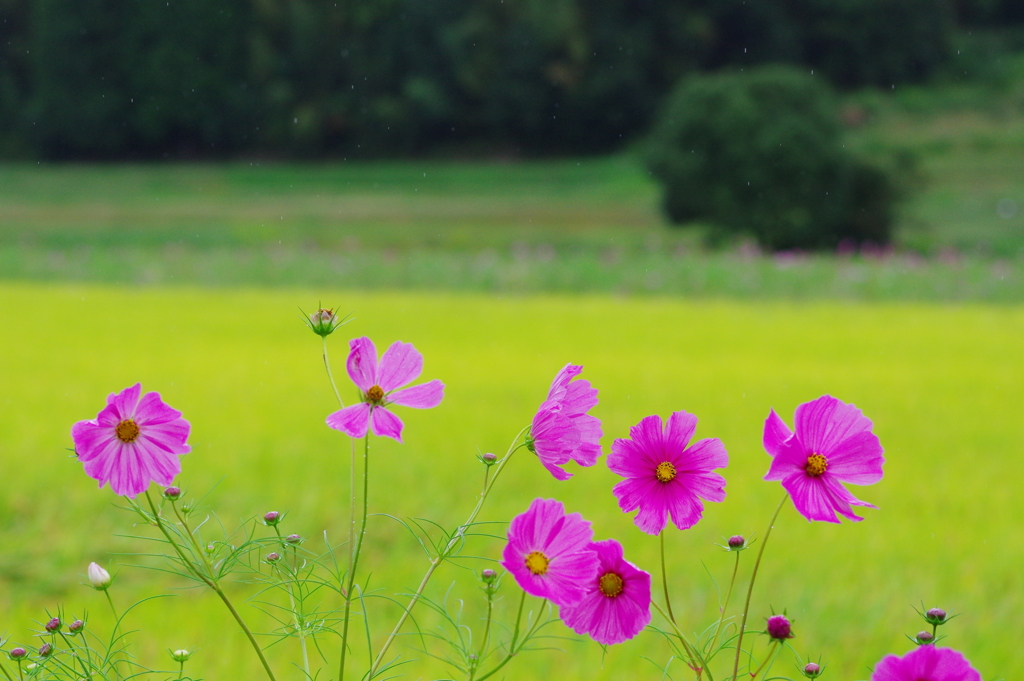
(925, 608, 947, 625)
(481, 568, 497, 583)
(266, 552, 281, 563)
(802, 662, 822, 678)
(285, 533, 301, 545)
(728, 535, 745, 549)
(163, 486, 182, 501)
(8, 648, 27, 661)
(305, 307, 348, 337)
(38, 643, 53, 658)
(264, 511, 281, 526)
(481, 452, 497, 465)
(88, 562, 112, 591)
(915, 630, 935, 645)
(45, 617, 61, 633)
(170, 649, 193, 662)
(766, 614, 794, 641)
(68, 620, 85, 634)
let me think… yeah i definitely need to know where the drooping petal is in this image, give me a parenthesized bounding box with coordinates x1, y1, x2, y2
(545, 364, 583, 402)
(387, 380, 444, 409)
(346, 337, 379, 392)
(326, 403, 371, 438)
(369, 406, 404, 442)
(794, 395, 874, 457)
(783, 473, 861, 523)
(557, 376, 599, 416)
(377, 341, 424, 392)
(763, 408, 794, 458)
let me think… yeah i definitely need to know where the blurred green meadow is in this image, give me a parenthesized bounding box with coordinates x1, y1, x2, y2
(0, 283, 1021, 679)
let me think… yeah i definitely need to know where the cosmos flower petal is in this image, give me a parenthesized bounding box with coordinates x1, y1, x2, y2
(140, 419, 192, 455)
(71, 421, 114, 462)
(326, 403, 371, 438)
(628, 414, 667, 456)
(346, 337, 379, 392)
(369, 406, 404, 442)
(666, 483, 705, 530)
(870, 646, 981, 681)
(825, 430, 885, 485)
(377, 341, 424, 392)
(664, 411, 698, 453)
(529, 366, 603, 479)
(675, 436, 728, 471)
(675, 469, 727, 504)
(763, 436, 809, 481)
(545, 364, 583, 402)
(763, 408, 794, 457)
(783, 474, 851, 523)
(557, 377, 599, 415)
(134, 391, 184, 426)
(106, 383, 142, 420)
(794, 395, 874, 456)
(388, 380, 444, 409)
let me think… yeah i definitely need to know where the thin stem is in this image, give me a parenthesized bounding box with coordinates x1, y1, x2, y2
(273, 527, 310, 678)
(322, 336, 345, 409)
(660, 531, 676, 623)
(731, 494, 789, 681)
(368, 426, 530, 677)
(651, 600, 712, 681)
(748, 641, 778, 680)
(177, 660, 185, 681)
(58, 631, 92, 681)
(339, 432, 371, 681)
(104, 590, 119, 623)
(708, 551, 741, 656)
(473, 591, 527, 681)
(211, 586, 278, 681)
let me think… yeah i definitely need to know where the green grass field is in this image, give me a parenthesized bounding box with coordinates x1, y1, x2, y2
(1, 284, 1021, 679)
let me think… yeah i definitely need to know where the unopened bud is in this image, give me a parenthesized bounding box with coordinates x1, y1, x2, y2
(88, 562, 112, 591)
(163, 486, 182, 501)
(8, 648, 27, 661)
(925, 608, 947, 624)
(285, 534, 301, 544)
(766, 614, 793, 641)
(481, 452, 497, 465)
(802, 662, 822, 678)
(306, 307, 348, 337)
(68, 620, 84, 634)
(170, 649, 193, 662)
(38, 643, 53, 658)
(264, 511, 281, 526)
(915, 630, 934, 645)
(44, 617, 61, 633)
(266, 552, 281, 562)
(728, 535, 745, 549)
(481, 568, 497, 583)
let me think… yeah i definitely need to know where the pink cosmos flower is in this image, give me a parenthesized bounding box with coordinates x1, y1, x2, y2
(871, 646, 981, 681)
(325, 337, 444, 442)
(527, 364, 602, 480)
(763, 395, 885, 523)
(501, 498, 600, 607)
(560, 538, 651, 645)
(71, 383, 191, 498)
(608, 411, 728, 535)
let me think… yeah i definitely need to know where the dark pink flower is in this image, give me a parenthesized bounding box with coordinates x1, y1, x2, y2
(608, 411, 728, 535)
(501, 498, 599, 607)
(763, 395, 885, 523)
(326, 337, 444, 442)
(766, 614, 793, 640)
(527, 364, 602, 480)
(71, 383, 191, 498)
(871, 646, 981, 681)
(560, 539, 651, 645)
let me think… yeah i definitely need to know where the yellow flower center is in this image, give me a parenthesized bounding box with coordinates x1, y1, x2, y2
(525, 551, 550, 575)
(115, 419, 140, 443)
(598, 572, 624, 598)
(655, 461, 677, 483)
(805, 453, 828, 477)
(366, 385, 385, 403)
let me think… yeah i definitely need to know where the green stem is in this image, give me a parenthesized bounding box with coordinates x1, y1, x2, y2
(748, 641, 778, 680)
(731, 494, 789, 681)
(651, 600, 712, 681)
(707, 551, 741, 657)
(473, 591, 528, 681)
(177, 660, 185, 680)
(58, 631, 91, 681)
(323, 336, 345, 409)
(368, 426, 530, 677)
(660, 531, 676, 624)
(143, 491, 278, 681)
(339, 432, 370, 681)
(273, 527, 310, 678)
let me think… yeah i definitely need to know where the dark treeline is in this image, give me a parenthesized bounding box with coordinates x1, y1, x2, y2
(0, 0, 1019, 159)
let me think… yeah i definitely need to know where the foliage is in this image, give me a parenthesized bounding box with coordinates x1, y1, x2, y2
(645, 66, 902, 250)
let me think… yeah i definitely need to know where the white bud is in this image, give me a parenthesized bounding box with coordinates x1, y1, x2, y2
(170, 649, 193, 662)
(88, 562, 112, 590)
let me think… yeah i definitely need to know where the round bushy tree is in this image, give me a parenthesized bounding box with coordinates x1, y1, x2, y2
(645, 65, 898, 250)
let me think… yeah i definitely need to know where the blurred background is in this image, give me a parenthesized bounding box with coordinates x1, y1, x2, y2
(2, 2, 1024, 680)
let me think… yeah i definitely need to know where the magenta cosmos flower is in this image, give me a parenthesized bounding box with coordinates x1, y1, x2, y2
(871, 646, 981, 681)
(71, 383, 191, 497)
(501, 498, 599, 607)
(326, 337, 444, 442)
(608, 411, 728, 535)
(560, 538, 651, 645)
(763, 395, 884, 523)
(527, 364, 602, 480)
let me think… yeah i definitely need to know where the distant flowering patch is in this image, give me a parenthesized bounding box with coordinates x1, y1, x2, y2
(29, 312, 987, 681)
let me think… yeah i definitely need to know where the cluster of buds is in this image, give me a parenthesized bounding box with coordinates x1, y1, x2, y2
(304, 306, 350, 338)
(912, 606, 951, 646)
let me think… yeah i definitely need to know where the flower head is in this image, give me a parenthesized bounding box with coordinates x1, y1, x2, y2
(38, 643, 53, 658)
(68, 620, 84, 634)
(527, 364, 602, 480)
(870, 646, 981, 681)
(915, 631, 935, 645)
(326, 337, 444, 442)
(727, 535, 746, 550)
(766, 614, 793, 641)
(608, 411, 728, 535)
(763, 395, 884, 523)
(163, 486, 182, 501)
(501, 498, 599, 607)
(802, 662, 823, 678)
(88, 562, 112, 591)
(559, 539, 652, 645)
(924, 608, 947, 625)
(304, 306, 349, 337)
(266, 552, 281, 562)
(44, 618, 60, 633)
(71, 384, 191, 497)
(8, 648, 27, 661)
(263, 511, 282, 526)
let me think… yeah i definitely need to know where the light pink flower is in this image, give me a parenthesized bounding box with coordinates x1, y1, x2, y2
(528, 364, 602, 480)
(871, 646, 981, 681)
(560, 539, 651, 645)
(71, 384, 190, 497)
(763, 395, 885, 523)
(326, 337, 444, 442)
(501, 498, 599, 607)
(608, 411, 728, 535)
